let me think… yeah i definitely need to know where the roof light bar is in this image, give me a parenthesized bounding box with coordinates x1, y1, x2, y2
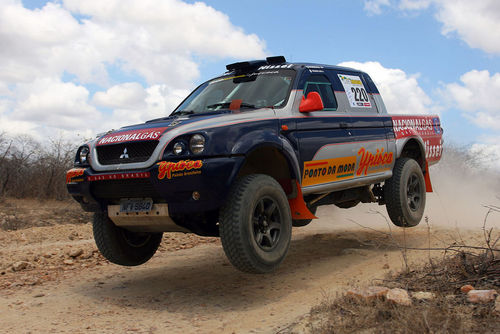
(226, 56, 287, 72)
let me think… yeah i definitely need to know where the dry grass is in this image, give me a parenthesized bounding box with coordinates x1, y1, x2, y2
(0, 198, 91, 231)
(293, 251, 499, 334)
(284, 208, 500, 334)
(307, 293, 497, 334)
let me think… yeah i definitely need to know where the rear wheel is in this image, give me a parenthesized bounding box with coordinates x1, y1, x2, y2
(384, 158, 425, 227)
(219, 174, 292, 273)
(93, 212, 162, 266)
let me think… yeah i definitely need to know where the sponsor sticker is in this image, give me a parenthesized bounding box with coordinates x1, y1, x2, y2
(302, 147, 394, 186)
(391, 116, 436, 139)
(391, 115, 443, 161)
(338, 74, 372, 108)
(87, 172, 150, 182)
(66, 168, 85, 184)
(157, 160, 203, 180)
(356, 147, 393, 176)
(424, 138, 443, 161)
(96, 127, 168, 146)
(302, 156, 357, 187)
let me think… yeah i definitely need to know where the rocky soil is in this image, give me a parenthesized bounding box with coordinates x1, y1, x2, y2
(0, 196, 498, 333)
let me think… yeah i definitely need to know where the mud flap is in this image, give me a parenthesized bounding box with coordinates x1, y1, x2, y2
(424, 161, 433, 192)
(288, 180, 317, 220)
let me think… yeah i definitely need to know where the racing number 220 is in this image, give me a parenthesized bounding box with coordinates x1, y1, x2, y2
(351, 87, 369, 102)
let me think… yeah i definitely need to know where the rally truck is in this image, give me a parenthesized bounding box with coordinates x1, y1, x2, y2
(66, 56, 443, 273)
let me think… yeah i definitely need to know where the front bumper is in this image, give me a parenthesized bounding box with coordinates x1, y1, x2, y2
(66, 156, 244, 215)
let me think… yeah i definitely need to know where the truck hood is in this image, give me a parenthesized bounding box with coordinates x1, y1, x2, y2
(90, 108, 276, 172)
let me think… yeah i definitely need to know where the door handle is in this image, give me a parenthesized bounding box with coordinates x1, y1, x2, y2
(339, 122, 349, 129)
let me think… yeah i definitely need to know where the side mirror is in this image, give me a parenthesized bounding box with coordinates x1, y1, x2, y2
(299, 92, 324, 113)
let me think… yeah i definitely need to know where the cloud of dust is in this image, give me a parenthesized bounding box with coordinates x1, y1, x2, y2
(426, 144, 500, 229)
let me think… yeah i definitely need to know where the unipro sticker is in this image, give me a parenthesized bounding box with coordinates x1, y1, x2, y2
(338, 74, 372, 108)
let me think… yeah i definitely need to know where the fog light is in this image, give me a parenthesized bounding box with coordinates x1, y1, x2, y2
(192, 191, 201, 200)
(173, 141, 185, 155)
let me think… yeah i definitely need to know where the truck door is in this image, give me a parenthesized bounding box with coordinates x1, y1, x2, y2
(333, 71, 393, 181)
(293, 71, 356, 191)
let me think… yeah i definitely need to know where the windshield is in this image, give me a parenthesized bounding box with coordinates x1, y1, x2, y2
(173, 69, 295, 114)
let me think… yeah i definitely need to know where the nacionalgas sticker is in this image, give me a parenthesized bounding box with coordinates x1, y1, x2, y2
(338, 74, 372, 109)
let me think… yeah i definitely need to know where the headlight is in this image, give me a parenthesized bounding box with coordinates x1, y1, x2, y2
(173, 141, 185, 155)
(189, 134, 205, 154)
(79, 146, 90, 164)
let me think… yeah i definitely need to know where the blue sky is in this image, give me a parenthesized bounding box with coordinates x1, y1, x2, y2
(201, 1, 500, 146)
(2, 0, 500, 166)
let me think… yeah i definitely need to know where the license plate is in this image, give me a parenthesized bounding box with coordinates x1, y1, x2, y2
(119, 199, 153, 213)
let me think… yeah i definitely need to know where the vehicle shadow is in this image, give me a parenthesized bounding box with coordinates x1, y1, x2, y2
(76, 228, 424, 314)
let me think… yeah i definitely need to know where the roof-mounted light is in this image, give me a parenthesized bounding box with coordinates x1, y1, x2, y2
(225, 56, 287, 73)
(266, 56, 286, 64)
(226, 60, 267, 72)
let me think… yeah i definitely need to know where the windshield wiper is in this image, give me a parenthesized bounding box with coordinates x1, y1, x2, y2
(170, 110, 195, 116)
(206, 102, 257, 110)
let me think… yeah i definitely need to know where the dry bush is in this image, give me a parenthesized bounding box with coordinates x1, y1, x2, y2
(308, 291, 498, 334)
(296, 208, 499, 334)
(302, 242, 499, 334)
(0, 132, 77, 200)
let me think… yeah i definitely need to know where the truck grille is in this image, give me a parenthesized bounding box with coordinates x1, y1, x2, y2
(90, 179, 161, 199)
(96, 141, 159, 165)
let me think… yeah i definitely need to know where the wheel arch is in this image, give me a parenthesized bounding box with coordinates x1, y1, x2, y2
(236, 142, 300, 189)
(396, 137, 426, 169)
(233, 141, 315, 220)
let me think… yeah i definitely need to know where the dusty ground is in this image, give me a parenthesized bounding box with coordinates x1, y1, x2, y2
(0, 193, 499, 333)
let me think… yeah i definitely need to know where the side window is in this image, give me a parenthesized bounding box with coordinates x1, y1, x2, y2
(303, 75, 338, 111)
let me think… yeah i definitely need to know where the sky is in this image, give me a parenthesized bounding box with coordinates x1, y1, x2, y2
(1, 0, 499, 168)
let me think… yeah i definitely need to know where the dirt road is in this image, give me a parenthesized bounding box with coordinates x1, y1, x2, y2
(1, 194, 498, 333)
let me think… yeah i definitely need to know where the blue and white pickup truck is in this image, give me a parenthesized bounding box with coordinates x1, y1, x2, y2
(67, 56, 443, 273)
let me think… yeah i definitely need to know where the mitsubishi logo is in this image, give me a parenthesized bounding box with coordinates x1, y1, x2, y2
(120, 148, 129, 159)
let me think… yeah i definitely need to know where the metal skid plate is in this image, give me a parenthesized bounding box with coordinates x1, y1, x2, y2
(107, 203, 190, 233)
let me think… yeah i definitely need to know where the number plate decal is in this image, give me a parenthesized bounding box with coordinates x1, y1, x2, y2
(119, 199, 153, 213)
(338, 74, 372, 108)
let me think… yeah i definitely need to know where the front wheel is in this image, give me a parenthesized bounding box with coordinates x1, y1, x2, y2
(384, 158, 426, 227)
(219, 174, 292, 273)
(93, 212, 162, 266)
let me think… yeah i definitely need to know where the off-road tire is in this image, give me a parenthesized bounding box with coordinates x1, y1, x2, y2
(219, 174, 292, 273)
(384, 158, 425, 227)
(93, 212, 162, 266)
(292, 205, 317, 227)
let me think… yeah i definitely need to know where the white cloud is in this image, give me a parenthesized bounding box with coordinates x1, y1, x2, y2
(338, 61, 432, 114)
(0, 0, 266, 87)
(0, 98, 12, 115)
(364, 0, 391, 15)
(0, 0, 267, 140)
(435, 0, 500, 55)
(11, 77, 101, 130)
(398, 0, 432, 10)
(365, 1, 500, 55)
(93, 82, 189, 128)
(442, 70, 500, 130)
(61, 0, 266, 86)
(93, 83, 147, 110)
(0, 82, 12, 96)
